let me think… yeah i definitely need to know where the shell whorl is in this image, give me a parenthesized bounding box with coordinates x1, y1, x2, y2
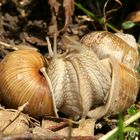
(80, 31, 139, 69)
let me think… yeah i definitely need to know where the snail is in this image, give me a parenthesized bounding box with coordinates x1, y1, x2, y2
(87, 56, 139, 119)
(80, 31, 139, 69)
(80, 31, 139, 119)
(0, 38, 111, 119)
(0, 49, 55, 117)
(47, 37, 111, 119)
(0, 31, 139, 120)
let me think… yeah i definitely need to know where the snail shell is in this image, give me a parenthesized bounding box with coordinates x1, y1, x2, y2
(80, 31, 139, 119)
(0, 49, 54, 117)
(80, 31, 139, 69)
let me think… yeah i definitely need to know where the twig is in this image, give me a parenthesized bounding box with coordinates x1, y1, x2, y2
(0, 41, 10, 47)
(0, 41, 38, 51)
(74, 2, 102, 24)
(44, 116, 80, 125)
(43, 116, 80, 132)
(106, 23, 120, 32)
(103, 0, 110, 30)
(2, 133, 97, 140)
(48, 121, 69, 131)
(99, 111, 140, 140)
(0, 102, 29, 132)
(75, 2, 120, 33)
(44, 116, 80, 132)
(0, 41, 18, 50)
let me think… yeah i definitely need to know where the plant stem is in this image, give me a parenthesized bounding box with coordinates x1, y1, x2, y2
(75, 2, 120, 32)
(74, 2, 102, 24)
(106, 23, 120, 32)
(99, 111, 140, 140)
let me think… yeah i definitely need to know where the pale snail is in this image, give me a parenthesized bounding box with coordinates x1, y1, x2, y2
(0, 31, 139, 120)
(80, 31, 139, 119)
(80, 31, 139, 69)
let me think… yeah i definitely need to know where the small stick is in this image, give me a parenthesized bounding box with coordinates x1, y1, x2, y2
(44, 116, 80, 125)
(0, 41, 11, 48)
(2, 133, 96, 140)
(0, 41, 18, 50)
(0, 102, 29, 132)
(48, 121, 69, 131)
(99, 111, 140, 140)
(103, 0, 110, 30)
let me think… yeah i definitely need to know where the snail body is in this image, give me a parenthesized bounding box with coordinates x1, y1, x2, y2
(47, 46, 111, 118)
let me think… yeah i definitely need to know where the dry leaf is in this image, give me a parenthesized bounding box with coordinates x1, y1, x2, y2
(48, 0, 60, 35)
(62, 0, 74, 32)
(57, 119, 95, 137)
(127, 11, 140, 22)
(33, 126, 62, 138)
(48, 0, 74, 34)
(48, 0, 60, 13)
(115, 0, 122, 6)
(0, 110, 29, 135)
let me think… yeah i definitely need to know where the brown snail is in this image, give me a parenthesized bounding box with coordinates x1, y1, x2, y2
(0, 38, 111, 119)
(0, 31, 139, 120)
(0, 49, 54, 117)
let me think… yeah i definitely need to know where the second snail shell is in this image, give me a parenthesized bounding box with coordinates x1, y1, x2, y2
(80, 31, 139, 69)
(88, 56, 139, 119)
